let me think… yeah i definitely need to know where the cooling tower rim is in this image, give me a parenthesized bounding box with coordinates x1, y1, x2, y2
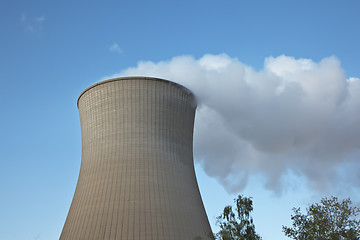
(77, 76, 196, 108)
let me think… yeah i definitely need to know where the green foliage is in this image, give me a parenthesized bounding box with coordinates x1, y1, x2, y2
(283, 196, 360, 240)
(215, 195, 262, 240)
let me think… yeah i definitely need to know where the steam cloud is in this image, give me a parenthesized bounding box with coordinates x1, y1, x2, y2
(107, 54, 360, 194)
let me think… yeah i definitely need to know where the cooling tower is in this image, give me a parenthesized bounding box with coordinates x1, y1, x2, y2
(60, 77, 212, 240)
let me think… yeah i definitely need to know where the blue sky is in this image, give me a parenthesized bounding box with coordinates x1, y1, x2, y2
(1, 0, 360, 239)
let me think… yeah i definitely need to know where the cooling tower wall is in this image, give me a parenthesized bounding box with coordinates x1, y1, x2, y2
(60, 77, 212, 240)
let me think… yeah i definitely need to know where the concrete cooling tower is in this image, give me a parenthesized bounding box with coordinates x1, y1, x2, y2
(60, 77, 212, 240)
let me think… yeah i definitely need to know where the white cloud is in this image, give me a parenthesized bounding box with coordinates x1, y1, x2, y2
(109, 42, 123, 54)
(36, 16, 45, 22)
(20, 14, 45, 33)
(106, 54, 360, 195)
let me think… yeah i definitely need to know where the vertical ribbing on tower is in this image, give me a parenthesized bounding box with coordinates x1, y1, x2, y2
(60, 77, 212, 240)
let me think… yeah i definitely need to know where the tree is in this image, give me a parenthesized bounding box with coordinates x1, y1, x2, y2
(215, 195, 262, 240)
(283, 196, 360, 240)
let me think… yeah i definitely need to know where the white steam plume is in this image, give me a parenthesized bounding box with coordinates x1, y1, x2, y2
(106, 54, 360, 194)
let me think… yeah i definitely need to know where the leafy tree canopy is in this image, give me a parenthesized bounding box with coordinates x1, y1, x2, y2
(215, 195, 262, 240)
(283, 196, 360, 240)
